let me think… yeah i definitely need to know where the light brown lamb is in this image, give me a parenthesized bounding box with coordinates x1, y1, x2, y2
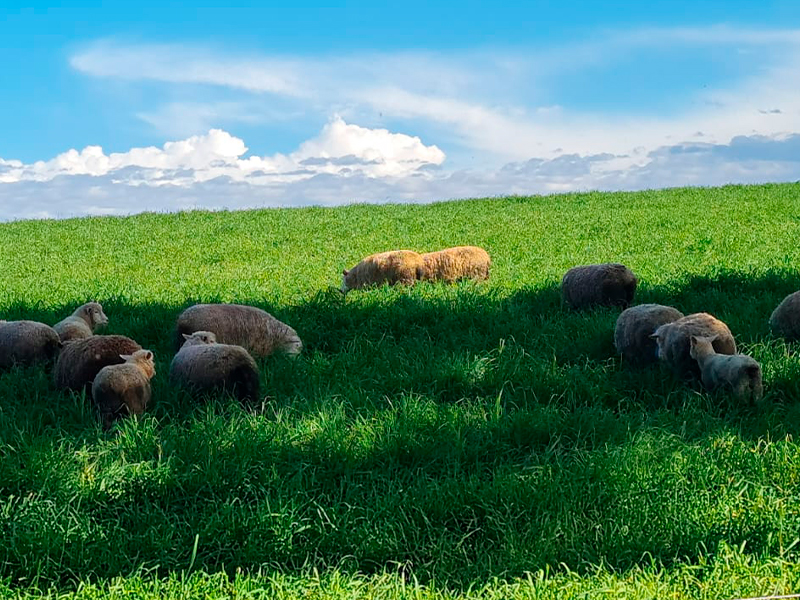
(53, 302, 108, 343)
(650, 312, 736, 378)
(170, 331, 260, 403)
(614, 303, 685, 366)
(561, 263, 638, 310)
(419, 246, 491, 283)
(174, 303, 302, 357)
(769, 290, 800, 342)
(341, 250, 425, 293)
(690, 335, 763, 402)
(54, 335, 142, 394)
(0, 320, 62, 369)
(92, 349, 156, 429)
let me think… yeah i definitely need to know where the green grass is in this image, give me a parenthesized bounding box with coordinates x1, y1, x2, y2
(1, 183, 800, 599)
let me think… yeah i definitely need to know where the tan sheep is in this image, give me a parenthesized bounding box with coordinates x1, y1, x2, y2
(53, 302, 108, 343)
(174, 303, 301, 357)
(341, 250, 425, 293)
(650, 312, 736, 378)
(0, 320, 62, 368)
(92, 350, 156, 429)
(561, 263, 638, 310)
(689, 335, 763, 402)
(769, 290, 800, 342)
(170, 331, 260, 403)
(614, 304, 685, 366)
(419, 246, 491, 283)
(54, 335, 142, 394)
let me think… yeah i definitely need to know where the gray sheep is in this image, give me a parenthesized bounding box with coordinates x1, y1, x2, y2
(650, 312, 736, 378)
(53, 302, 108, 343)
(561, 263, 637, 310)
(54, 335, 142, 394)
(170, 331, 260, 403)
(0, 320, 62, 369)
(614, 304, 685, 366)
(690, 335, 763, 402)
(92, 349, 156, 430)
(769, 290, 800, 342)
(174, 303, 301, 357)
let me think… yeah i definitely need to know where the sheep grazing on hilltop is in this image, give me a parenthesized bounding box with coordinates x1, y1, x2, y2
(0, 320, 62, 369)
(690, 335, 763, 402)
(170, 331, 260, 403)
(54, 335, 142, 394)
(174, 303, 302, 357)
(419, 246, 491, 283)
(769, 290, 800, 342)
(53, 302, 108, 343)
(650, 312, 736, 378)
(341, 250, 425, 293)
(614, 303, 685, 366)
(92, 349, 156, 429)
(561, 263, 638, 310)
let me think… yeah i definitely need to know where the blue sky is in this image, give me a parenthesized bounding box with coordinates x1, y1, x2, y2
(2, 1, 800, 220)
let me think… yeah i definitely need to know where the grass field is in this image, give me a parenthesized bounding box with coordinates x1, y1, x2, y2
(1, 183, 800, 599)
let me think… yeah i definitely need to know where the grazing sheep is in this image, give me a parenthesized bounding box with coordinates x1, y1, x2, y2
(614, 303, 685, 366)
(54, 335, 142, 394)
(690, 335, 763, 402)
(170, 331, 260, 403)
(92, 350, 155, 429)
(341, 250, 425, 293)
(650, 312, 736, 378)
(53, 302, 108, 343)
(0, 320, 62, 369)
(419, 246, 491, 283)
(769, 290, 800, 342)
(561, 263, 638, 310)
(174, 303, 302, 357)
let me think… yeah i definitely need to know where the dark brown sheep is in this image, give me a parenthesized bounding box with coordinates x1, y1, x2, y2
(769, 290, 800, 342)
(614, 304, 685, 366)
(561, 263, 638, 310)
(650, 312, 736, 378)
(54, 335, 142, 394)
(0, 320, 62, 369)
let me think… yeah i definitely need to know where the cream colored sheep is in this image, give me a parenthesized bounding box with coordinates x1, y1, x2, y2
(769, 290, 800, 342)
(690, 335, 763, 402)
(174, 303, 301, 357)
(341, 250, 425, 293)
(170, 331, 260, 403)
(650, 313, 736, 378)
(54, 335, 142, 393)
(614, 304, 684, 366)
(561, 263, 637, 310)
(419, 246, 491, 283)
(53, 302, 108, 343)
(92, 350, 156, 429)
(0, 320, 61, 368)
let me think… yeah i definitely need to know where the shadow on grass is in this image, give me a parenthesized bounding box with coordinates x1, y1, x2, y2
(1, 270, 800, 588)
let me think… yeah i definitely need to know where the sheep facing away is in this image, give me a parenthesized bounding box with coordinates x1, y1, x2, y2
(614, 303, 685, 366)
(650, 312, 737, 378)
(0, 320, 62, 369)
(53, 302, 108, 343)
(54, 335, 142, 394)
(690, 335, 763, 402)
(170, 331, 260, 403)
(341, 250, 425, 293)
(419, 246, 491, 283)
(561, 263, 638, 310)
(92, 349, 156, 429)
(770, 290, 800, 342)
(174, 303, 302, 357)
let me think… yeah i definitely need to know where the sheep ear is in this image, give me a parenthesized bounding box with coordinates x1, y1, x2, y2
(690, 335, 698, 346)
(648, 333, 660, 340)
(119, 354, 132, 361)
(182, 333, 191, 340)
(144, 350, 153, 360)
(342, 269, 349, 276)
(708, 333, 720, 343)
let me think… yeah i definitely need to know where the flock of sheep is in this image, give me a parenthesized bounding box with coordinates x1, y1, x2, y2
(1, 244, 799, 429)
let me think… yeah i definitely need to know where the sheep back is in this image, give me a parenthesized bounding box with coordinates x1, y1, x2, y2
(342, 250, 424, 291)
(92, 363, 152, 429)
(169, 343, 260, 403)
(174, 304, 302, 357)
(54, 335, 142, 393)
(419, 246, 491, 283)
(770, 290, 800, 342)
(0, 320, 62, 369)
(653, 313, 736, 378)
(614, 304, 684, 366)
(561, 263, 638, 310)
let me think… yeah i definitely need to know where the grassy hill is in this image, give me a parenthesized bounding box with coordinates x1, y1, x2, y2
(2, 183, 800, 599)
